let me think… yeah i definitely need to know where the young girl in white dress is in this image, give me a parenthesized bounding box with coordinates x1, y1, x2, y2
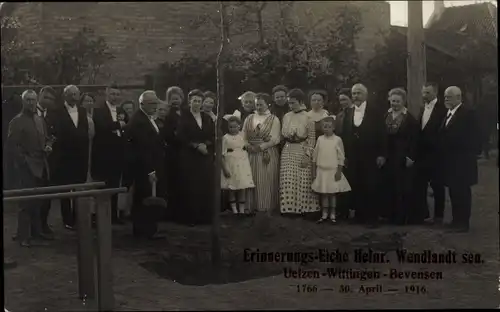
(311, 116, 351, 224)
(221, 114, 255, 215)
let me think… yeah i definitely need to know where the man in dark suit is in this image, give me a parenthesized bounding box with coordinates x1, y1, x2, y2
(340, 83, 387, 228)
(414, 82, 447, 225)
(123, 90, 165, 239)
(6, 89, 53, 246)
(439, 86, 480, 233)
(36, 86, 58, 235)
(47, 85, 89, 230)
(91, 84, 127, 224)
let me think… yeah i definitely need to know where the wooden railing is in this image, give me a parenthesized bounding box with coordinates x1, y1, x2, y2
(3, 182, 128, 312)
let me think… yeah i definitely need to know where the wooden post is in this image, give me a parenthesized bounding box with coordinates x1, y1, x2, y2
(75, 197, 96, 300)
(95, 195, 114, 311)
(407, 0, 426, 118)
(212, 1, 229, 267)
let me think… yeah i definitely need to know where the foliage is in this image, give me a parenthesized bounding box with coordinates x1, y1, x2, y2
(365, 30, 408, 101)
(159, 2, 364, 112)
(1, 20, 114, 85)
(364, 25, 497, 105)
(38, 27, 115, 85)
(1, 15, 35, 85)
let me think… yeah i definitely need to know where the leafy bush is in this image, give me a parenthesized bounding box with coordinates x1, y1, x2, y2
(154, 3, 364, 114)
(1, 21, 114, 85)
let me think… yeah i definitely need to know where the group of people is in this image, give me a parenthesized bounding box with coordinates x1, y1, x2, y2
(219, 83, 479, 234)
(4, 80, 481, 246)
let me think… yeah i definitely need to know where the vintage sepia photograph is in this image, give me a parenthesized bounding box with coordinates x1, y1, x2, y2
(2, 0, 499, 310)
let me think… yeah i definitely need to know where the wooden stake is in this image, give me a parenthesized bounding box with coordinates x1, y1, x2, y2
(95, 195, 114, 311)
(75, 197, 96, 300)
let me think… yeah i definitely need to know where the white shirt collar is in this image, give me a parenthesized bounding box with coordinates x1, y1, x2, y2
(426, 98, 437, 108)
(37, 103, 46, 112)
(106, 101, 117, 111)
(64, 101, 77, 111)
(354, 101, 366, 112)
(448, 103, 462, 115)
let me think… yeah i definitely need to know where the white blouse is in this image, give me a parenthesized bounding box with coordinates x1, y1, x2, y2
(252, 110, 271, 129)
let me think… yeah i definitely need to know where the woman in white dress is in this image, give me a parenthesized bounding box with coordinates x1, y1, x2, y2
(280, 89, 320, 216)
(221, 114, 255, 214)
(242, 93, 281, 214)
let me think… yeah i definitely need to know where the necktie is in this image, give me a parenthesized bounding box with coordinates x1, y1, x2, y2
(445, 112, 453, 126)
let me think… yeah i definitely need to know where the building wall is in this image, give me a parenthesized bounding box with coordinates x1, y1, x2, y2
(9, 1, 390, 85)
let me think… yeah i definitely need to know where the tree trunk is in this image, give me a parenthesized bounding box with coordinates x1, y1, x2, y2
(212, 1, 228, 267)
(256, 2, 266, 46)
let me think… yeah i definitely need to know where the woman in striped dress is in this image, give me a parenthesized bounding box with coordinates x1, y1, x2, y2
(242, 93, 281, 214)
(280, 88, 320, 216)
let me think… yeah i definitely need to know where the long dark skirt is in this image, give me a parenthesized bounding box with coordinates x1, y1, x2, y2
(178, 147, 214, 225)
(381, 159, 415, 224)
(165, 146, 182, 222)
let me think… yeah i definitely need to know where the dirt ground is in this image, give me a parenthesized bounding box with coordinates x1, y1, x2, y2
(3, 153, 499, 311)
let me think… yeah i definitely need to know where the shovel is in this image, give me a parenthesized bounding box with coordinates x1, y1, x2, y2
(141, 176, 167, 237)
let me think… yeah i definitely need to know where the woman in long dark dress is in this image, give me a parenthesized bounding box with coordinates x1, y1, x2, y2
(307, 90, 330, 141)
(163, 86, 185, 222)
(382, 88, 418, 224)
(177, 89, 215, 225)
(334, 88, 353, 137)
(202, 91, 217, 122)
(333, 88, 354, 220)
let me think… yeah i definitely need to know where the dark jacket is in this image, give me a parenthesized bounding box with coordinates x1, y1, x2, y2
(438, 104, 480, 187)
(334, 107, 350, 136)
(384, 111, 419, 166)
(123, 109, 165, 187)
(91, 103, 126, 181)
(47, 104, 89, 184)
(341, 103, 388, 163)
(416, 99, 447, 168)
(177, 111, 215, 154)
(4, 112, 49, 189)
(272, 104, 288, 124)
